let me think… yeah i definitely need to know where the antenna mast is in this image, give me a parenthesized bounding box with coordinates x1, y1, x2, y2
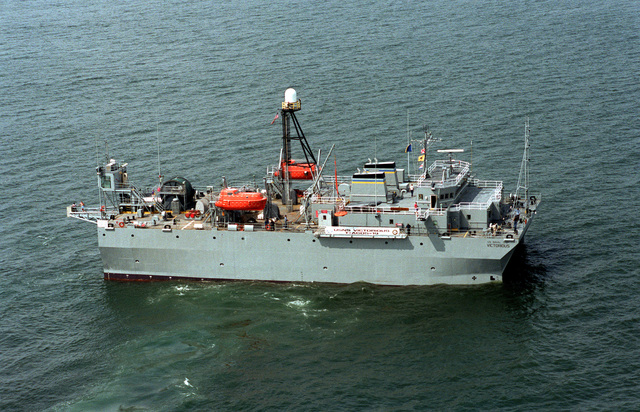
(156, 115, 162, 186)
(515, 117, 530, 200)
(406, 110, 410, 176)
(421, 125, 439, 179)
(279, 88, 317, 212)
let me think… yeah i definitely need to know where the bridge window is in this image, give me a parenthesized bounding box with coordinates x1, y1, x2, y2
(100, 175, 112, 189)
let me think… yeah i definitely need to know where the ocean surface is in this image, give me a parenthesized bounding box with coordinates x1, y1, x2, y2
(1, 0, 639, 410)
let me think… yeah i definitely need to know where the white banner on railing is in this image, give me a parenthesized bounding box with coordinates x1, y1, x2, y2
(320, 226, 407, 239)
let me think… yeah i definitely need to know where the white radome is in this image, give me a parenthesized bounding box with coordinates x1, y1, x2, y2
(284, 88, 297, 103)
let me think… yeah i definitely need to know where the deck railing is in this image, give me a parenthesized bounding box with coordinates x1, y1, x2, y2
(450, 181, 503, 211)
(216, 220, 514, 239)
(66, 206, 116, 224)
(412, 160, 471, 188)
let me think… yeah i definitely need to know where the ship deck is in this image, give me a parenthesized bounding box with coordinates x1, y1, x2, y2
(108, 201, 313, 234)
(457, 186, 497, 204)
(68, 190, 540, 241)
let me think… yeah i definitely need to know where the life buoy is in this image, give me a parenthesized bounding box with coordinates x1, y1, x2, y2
(100, 205, 105, 212)
(392, 229, 399, 235)
(118, 221, 125, 228)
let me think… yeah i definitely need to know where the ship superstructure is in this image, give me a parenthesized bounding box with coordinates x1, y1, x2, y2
(68, 89, 540, 285)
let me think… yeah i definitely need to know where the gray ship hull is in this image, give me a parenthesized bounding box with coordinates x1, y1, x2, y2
(97, 224, 527, 285)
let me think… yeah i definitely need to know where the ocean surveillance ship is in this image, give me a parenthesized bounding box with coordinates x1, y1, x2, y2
(68, 89, 540, 285)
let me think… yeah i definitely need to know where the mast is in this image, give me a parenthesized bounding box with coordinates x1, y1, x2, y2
(421, 125, 439, 179)
(156, 113, 163, 187)
(280, 88, 317, 211)
(421, 126, 428, 178)
(515, 117, 530, 200)
(95, 137, 102, 211)
(406, 110, 410, 176)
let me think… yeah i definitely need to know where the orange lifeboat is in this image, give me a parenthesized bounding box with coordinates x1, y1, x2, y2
(274, 160, 316, 180)
(215, 189, 267, 211)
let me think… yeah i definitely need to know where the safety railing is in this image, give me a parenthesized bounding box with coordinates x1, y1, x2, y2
(412, 160, 471, 189)
(66, 206, 116, 224)
(450, 182, 503, 211)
